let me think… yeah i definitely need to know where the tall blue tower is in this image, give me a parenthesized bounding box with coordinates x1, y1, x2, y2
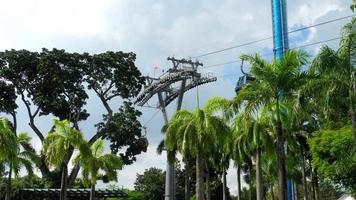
(271, 0, 294, 200)
(272, 0, 289, 58)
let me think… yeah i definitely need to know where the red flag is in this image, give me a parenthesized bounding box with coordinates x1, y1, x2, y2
(154, 66, 160, 71)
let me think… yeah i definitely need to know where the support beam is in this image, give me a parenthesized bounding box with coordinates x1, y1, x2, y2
(176, 79, 186, 110)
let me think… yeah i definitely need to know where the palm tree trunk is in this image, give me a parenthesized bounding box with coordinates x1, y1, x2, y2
(256, 148, 263, 200)
(271, 185, 275, 200)
(248, 166, 252, 200)
(60, 164, 68, 200)
(351, 110, 356, 144)
(196, 147, 205, 200)
(349, 35, 356, 144)
(206, 169, 211, 200)
(222, 165, 227, 200)
(5, 164, 12, 200)
(90, 183, 96, 200)
(301, 149, 308, 200)
(185, 165, 191, 200)
(237, 165, 241, 200)
(294, 182, 299, 200)
(309, 163, 320, 200)
(275, 98, 287, 200)
(313, 170, 320, 200)
(310, 167, 316, 200)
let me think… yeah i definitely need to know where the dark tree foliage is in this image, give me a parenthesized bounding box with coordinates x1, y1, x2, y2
(0, 50, 40, 92)
(209, 173, 232, 200)
(134, 166, 232, 200)
(352, 0, 356, 11)
(0, 48, 147, 184)
(83, 51, 144, 100)
(309, 125, 356, 196)
(0, 81, 17, 114)
(97, 101, 148, 164)
(134, 168, 165, 200)
(34, 48, 89, 122)
(134, 166, 190, 200)
(0, 175, 49, 200)
(0, 49, 46, 141)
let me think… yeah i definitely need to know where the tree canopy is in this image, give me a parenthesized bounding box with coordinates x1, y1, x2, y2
(309, 125, 356, 196)
(0, 48, 148, 185)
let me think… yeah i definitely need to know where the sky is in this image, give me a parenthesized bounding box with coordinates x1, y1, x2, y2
(0, 0, 353, 195)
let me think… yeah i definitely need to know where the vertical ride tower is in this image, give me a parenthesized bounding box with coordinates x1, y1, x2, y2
(271, 0, 294, 200)
(272, 0, 289, 57)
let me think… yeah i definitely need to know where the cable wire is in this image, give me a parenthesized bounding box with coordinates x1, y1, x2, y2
(203, 36, 341, 69)
(192, 14, 355, 58)
(143, 109, 161, 127)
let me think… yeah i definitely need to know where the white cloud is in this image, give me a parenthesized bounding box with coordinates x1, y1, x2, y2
(116, 144, 167, 189)
(0, 0, 111, 37)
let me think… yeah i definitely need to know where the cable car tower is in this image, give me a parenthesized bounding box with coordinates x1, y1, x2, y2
(134, 57, 217, 200)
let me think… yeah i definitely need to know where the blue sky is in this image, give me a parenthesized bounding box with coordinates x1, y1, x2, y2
(0, 0, 353, 194)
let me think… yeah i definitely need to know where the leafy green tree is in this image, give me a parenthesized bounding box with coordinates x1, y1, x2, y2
(0, 49, 147, 186)
(165, 106, 230, 200)
(0, 175, 50, 200)
(43, 119, 85, 200)
(229, 112, 274, 200)
(0, 118, 38, 200)
(0, 49, 51, 142)
(309, 125, 356, 197)
(205, 98, 238, 200)
(123, 191, 145, 200)
(351, 0, 356, 11)
(158, 121, 194, 200)
(74, 139, 123, 200)
(0, 81, 17, 129)
(310, 41, 356, 142)
(96, 102, 147, 164)
(204, 97, 251, 200)
(262, 155, 278, 200)
(134, 167, 165, 200)
(204, 167, 233, 200)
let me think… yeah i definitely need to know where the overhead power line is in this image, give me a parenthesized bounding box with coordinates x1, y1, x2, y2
(143, 109, 160, 127)
(202, 36, 341, 70)
(192, 14, 355, 58)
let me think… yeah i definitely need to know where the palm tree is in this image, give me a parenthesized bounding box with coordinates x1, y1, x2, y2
(0, 117, 37, 200)
(74, 139, 123, 200)
(205, 140, 230, 200)
(233, 50, 310, 200)
(310, 42, 356, 142)
(231, 112, 274, 200)
(262, 155, 278, 200)
(43, 119, 85, 200)
(158, 124, 192, 200)
(232, 148, 244, 200)
(165, 106, 230, 200)
(204, 97, 235, 200)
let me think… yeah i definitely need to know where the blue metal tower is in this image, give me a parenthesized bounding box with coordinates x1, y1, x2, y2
(271, 0, 294, 200)
(271, 0, 289, 57)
